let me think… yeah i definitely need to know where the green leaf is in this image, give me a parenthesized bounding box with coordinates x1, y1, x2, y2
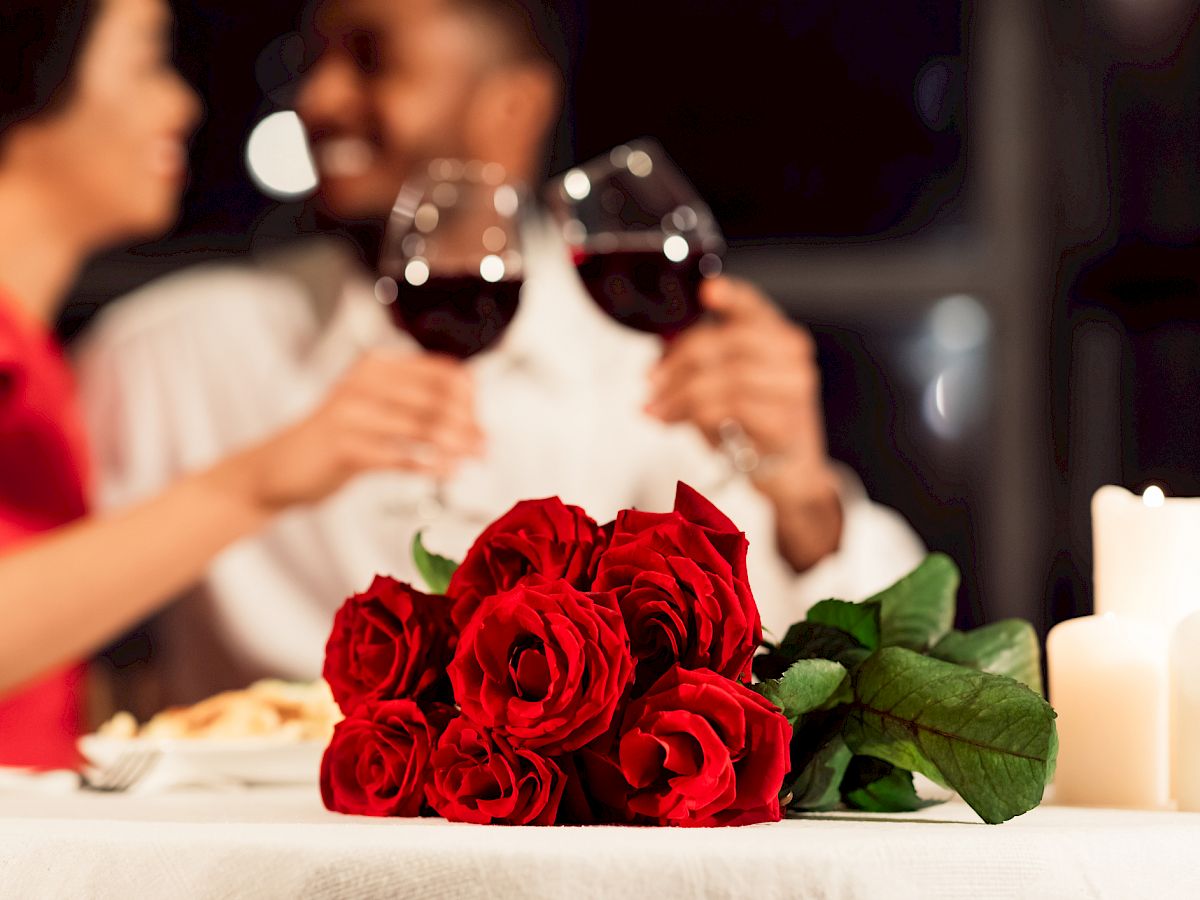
(841, 757, 937, 813)
(777, 628, 873, 672)
(752, 646, 786, 682)
(786, 736, 852, 811)
(780, 703, 852, 812)
(755, 659, 849, 724)
(1044, 726, 1058, 787)
(844, 647, 1057, 824)
(807, 599, 881, 650)
(753, 622, 869, 683)
(411, 531, 460, 595)
(931, 620, 1044, 694)
(872, 553, 959, 651)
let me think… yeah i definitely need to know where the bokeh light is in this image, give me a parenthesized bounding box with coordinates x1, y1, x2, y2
(244, 111, 317, 199)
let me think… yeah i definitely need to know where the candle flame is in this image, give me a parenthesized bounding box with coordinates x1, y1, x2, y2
(1143, 485, 1166, 508)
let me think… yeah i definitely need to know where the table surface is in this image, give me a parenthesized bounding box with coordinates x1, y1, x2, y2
(2, 785, 1199, 900)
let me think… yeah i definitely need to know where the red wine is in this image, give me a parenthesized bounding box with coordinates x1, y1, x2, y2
(575, 248, 709, 337)
(389, 276, 521, 359)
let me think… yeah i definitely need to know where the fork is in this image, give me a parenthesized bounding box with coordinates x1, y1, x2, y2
(81, 748, 161, 793)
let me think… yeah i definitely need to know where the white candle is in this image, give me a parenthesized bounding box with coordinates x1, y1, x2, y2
(1048, 614, 1170, 808)
(1093, 485, 1200, 626)
(1171, 611, 1200, 810)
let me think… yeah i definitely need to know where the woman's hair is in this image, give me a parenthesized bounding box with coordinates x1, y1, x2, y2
(0, 0, 94, 141)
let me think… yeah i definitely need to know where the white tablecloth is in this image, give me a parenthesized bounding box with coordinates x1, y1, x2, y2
(0, 786, 1198, 899)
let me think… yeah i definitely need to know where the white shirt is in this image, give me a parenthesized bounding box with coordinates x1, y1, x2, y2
(75, 219, 925, 701)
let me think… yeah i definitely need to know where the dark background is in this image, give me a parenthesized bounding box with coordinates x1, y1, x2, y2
(64, 0, 1200, 636)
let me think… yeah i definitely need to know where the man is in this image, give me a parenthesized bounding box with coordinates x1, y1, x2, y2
(77, 0, 924, 703)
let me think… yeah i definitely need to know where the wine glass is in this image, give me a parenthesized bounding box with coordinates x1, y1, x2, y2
(545, 138, 724, 337)
(545, 140, 761, 476)
(376, 159, 526, 516)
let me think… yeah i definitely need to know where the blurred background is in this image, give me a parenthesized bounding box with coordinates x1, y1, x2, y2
(62, 0, 1200, 640)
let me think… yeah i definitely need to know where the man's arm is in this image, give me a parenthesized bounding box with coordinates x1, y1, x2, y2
(645, 276, 845, 573)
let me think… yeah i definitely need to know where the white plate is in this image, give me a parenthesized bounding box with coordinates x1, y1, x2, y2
(78, 734, 325, 788)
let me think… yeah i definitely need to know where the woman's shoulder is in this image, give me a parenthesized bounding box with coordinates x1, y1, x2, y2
(0, 293, 54, 365)
(0, 303, 26, 373)
(0, 294, 70, 419)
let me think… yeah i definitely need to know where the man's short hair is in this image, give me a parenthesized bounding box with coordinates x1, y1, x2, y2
(448, 0, 568, 81)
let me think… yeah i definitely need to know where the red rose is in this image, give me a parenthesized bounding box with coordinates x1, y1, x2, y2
(323, 576, 454, 714)
(597, 666, 791, 827)
(593, 483, 762, 687)
(447, 498, 607, 630)
(556, 745, 641, 825)
(426, 717, 565, 825)
(449, 579, 634, 754)
(320, 700, 450, 818)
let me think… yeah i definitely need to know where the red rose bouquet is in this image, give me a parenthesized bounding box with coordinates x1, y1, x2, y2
(322, 485, 1057, 827)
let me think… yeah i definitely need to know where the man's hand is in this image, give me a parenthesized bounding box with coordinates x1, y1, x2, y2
(645, 276, 843, 572)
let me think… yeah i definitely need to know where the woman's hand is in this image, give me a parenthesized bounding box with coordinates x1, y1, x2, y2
(214, 350, 485, 513)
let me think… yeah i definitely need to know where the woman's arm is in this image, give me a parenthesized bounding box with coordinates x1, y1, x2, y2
(0, 454, 270, 692)
(0, 350, 485, 693)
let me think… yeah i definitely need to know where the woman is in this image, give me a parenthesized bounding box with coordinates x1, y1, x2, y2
(0, 0, 475, 768)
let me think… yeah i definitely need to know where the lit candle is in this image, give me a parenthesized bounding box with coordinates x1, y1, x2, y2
(1047, 614, 1171, 808)
(1171, 611, 1200, 811)
(1092, 485, 1200, 626)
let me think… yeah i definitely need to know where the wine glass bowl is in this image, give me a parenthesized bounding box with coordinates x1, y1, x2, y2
(378, 160, 525, 359)
(546, 139, 725, 338)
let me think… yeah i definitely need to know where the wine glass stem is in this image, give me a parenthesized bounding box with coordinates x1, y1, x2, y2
(432, 479, 449, 515)
(718, 418, 761, 475)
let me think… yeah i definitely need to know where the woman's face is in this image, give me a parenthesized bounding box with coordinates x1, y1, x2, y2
(18, 0, 201, 244)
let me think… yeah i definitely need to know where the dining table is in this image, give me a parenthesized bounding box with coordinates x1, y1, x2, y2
(2, 780, 1199, 899)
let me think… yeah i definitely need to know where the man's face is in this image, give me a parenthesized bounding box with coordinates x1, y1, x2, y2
(296, 0, 484, 220)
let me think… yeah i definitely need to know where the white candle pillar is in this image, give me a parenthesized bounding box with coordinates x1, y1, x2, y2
(1048, 614, 1171, 808)
(1171, 611, 1200, 810)
(1093, 485, 1200, 626)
